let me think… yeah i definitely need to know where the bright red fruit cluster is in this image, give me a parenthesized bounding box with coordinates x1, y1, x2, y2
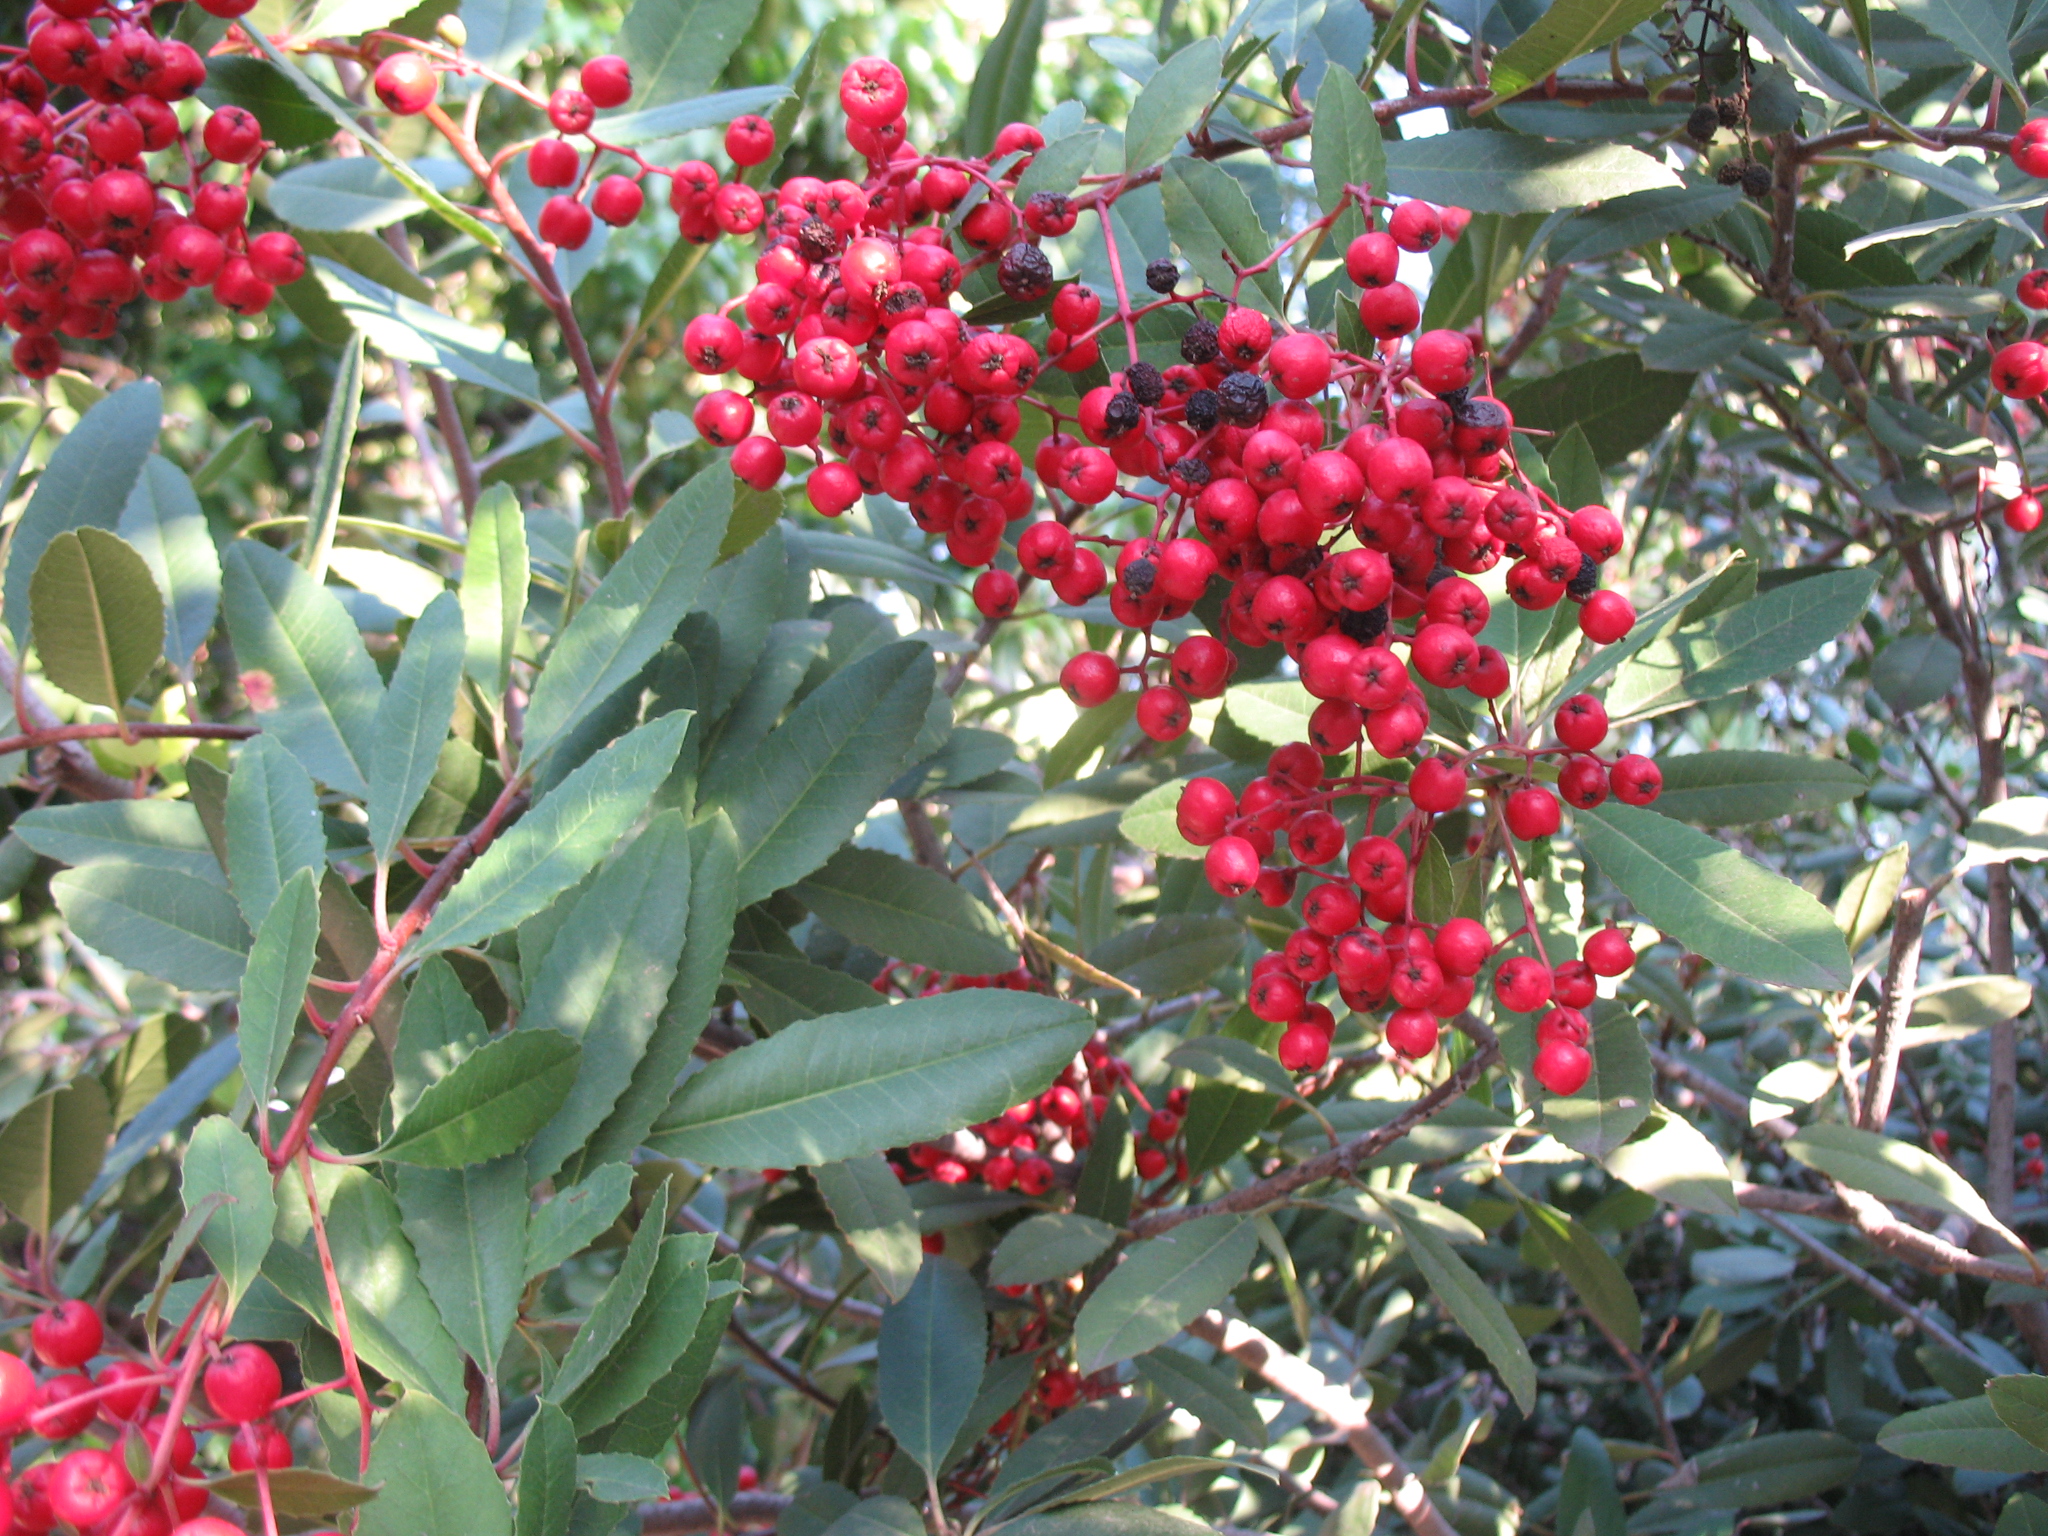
(1986, 117, 2048, 400)
(680, 57, 1659, 1100)
(0, 1299, 338, 1536)
(0, 0, 302, 378)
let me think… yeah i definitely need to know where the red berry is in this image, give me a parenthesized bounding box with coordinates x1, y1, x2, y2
(1584, 926, 1635, 977)
(1205, 836, 1262, 898)
(548, 87, 596, 134)
(1146, 1110, 1181, 1143)
(529, 138, 580, 187)
(227, 1420, 292, 1472)
(1579, 590, 1635, 644)
(37, 1372, 98, 1438)
(1534, 1039, 1592, 1096)
(1384, 1008, 1440, 1058)
(247, 232, 305, 286)
(580, 55, 632, 109)
(1277, 1023, 1330, 1073)
(973, 569, 1019, 620)
(203, 1342, 282, 1424)
(1504, 785, 1561, 841)
(48, 1448, 131, 1527)
(1493, 955, 1552, 1013)
(1553, 694, 1608, 751)
(1388, 200, 1441, 252)
(725, 113, 775, 166)
(1135, 1147, 1169, 1180)
(371, 53, 437, 115)
(1409, 328, 1473, 393)
(538, 194, 593, 250)
(0, 1351, 35, 1435)
(201, 104, 264, 164)
(840, 58, 908, 127)
(1993, 340, 2048, 398)
(2006, 493, 2043, 533)
(1060, 650, 1120, 708)
(1611, 754, 1663, 805)
(32, 1300, 102, 1368)
(591, 176, 644, 227)
(94, 1359, 159, 1421)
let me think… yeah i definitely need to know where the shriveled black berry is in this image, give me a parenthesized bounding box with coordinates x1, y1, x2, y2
(1425, 557, 1453, 589)
(1170, 456, 1211, 488)
(1739, 161, 1773, 199)
(1145, 258, 1179, 293)
(1686, 104, 1720, 143)
(1123, 556, 1156, 598)
(1180, 318, 1220, 364)
(1103, 390, 1142, 438)
(998, 242, 1054, 301)
(1716, 94, 1744, 128)
(1715, 160, 1746, 187)
(1437, 384, 1472, 412)
(1454, 395, 1508, 432)
(1185, 388, 1220, 432)
(1567, 555, 1600, 601)
(1216, 370, 1269, 426)
(1338, 603, 1389, 643)
(1126, 361, 1165, 406)
(798, 217, 840, 261)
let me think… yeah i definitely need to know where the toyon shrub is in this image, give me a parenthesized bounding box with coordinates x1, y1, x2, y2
(0, 1, 2037, 1534)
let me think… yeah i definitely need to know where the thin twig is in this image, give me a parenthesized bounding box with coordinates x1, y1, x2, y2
(1861, 884, 1936, 1133)
(1753, 1208, 1991, 1369)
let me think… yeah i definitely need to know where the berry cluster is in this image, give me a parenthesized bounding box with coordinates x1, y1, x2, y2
(674, 57, 1664, 1101)
(0, 0, 301, 378)
(0, 1298, 340, 1535)
(1984, 117, 2048, 406)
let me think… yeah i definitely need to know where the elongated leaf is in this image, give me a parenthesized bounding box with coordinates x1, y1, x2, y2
(208, 1469, 380, 1517)
(53, 865, 250, 991)
(413, 711, 691, 959)
(396, 1156, 528, 1376)
(31, 527, 163, 709)
(1376, 1189, 1536, 1412)
(196, 56, 331, 151)
(1162, 158, 1288, 318)
(964, 0, 1049, 157)
(1557, 1427, 1627, 1536)
(367, 592, 464, 863)
(117, 457, 219, 675)
(1017, 127, 1105, 199)
(1127, 37, 1221, 172)
(313, 261, 541, 403)
(524, 1162, 634, 1279)
(1382, 131, 1677, 213)
(1074, 1214, 1258, 1372)
(181, 1117, 274, 1309)
(878, 1258, 988, 1474)
(650, 989, 1092, 1169)
(461, 485, 526, 706)
(1601, 1110, 1739, 1216)
(1962, 797, 2048, 870)
(222, 540, 385, 797)
(1910, 975, 2033, 1035)
(1312, 66, 1385, 212)
(523, 461, 732, 762)
(381, 1030, 583, 1167)
(1548, 184, 1743, 265)
(991, 1213, 1119, 1287)
(1484, 0, 1666, 103)
(1132, 1348, 1267, 1448)
(998, 1508, 1212, 1536)
(618, 0, 761, 108)
(1991, 1376, 2048, 1453)
(704, 639, 935, 906)
(6, 380, 160, 650)
(1893, 0, 2021, 99)
(1872, 632, 1962, 712)
(1723, 0, 1882, 113)
(599, 1250, 740, 1458)
(793, 847, 1016, 974)
(1519, 1196, 1640, 1345)
(1786, 1122, 2003, 1229)
(565, 1235, 719, 1437)
(1576, 801, 1852, 990)
(1088, 917, 1244, 997)
(299, 0, 421, 41)
(550, 1191, 667, 1403)
(726, 951, 889, 1032)
(1879, 1396, 2048, 1473)
(268, 157, 424, 232)
(815, 1155, 924, 1303)
(594, 82, 792, 148)
(14, 800, 221, 883)
(522, 811, 692, 1180)
(238, 867, 320, 1108)
(516, 1402, 577, 1536)
(0, 1080, 108, 1235)
(358, 1392, 513, 1536)
(1651, 751, 1869, 825)
(224, 733, 325, 931)
(1837, 844, 1911, 952)
(302, 331, 364, 583)
(1498, 353, 1695, 466)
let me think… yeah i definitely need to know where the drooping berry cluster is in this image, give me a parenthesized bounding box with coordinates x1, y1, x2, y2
(0, 0, 303, 378)
(1983, 118, 2048, 403)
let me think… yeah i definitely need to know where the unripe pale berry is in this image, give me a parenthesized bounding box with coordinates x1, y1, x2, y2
(372, 52, 437, 114)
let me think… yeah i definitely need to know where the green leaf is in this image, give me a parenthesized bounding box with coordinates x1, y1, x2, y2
(13, 800, 221, 883)
(1556, 1427, 1627, 1536)
(221, 540, 385, 798)
(1723, 0, 1882, 113)
(1127, 37, 1222, 172)
(1016, 127, 1105, 199)
(1375, 1189, 1536, 1412)
(822, 1496, 926, 1536)
(1890, 0, 2022, 100)
(1601, 1110, 1739, 1217)
(599, 1250, 740, 1457)
(1548, 185, 1745, 265)
(792, 846, 1017, 974)
(726, 949, 892, 1032)
(357, 1392, 513, 1536)
(1541, 1001, 1653, 1156)
(1990, 1376, 2048, 1452)
(562, 1233, 718, 1435)
(460, 485, 526, 707)
(523, 462, 732, 762)
(0, 1080, 108, 1235)
(650, 989, 1093, 1169)
(598, 88, 799, 153)
(224, 734, 325, 932)
(996, 1508, 1213, 1536)
(196, 56, 331, 150)
(5, 379, 160, 651)
(1837, 844, 1911, 952)
(963, 0, 1050, 157)
(30, 527, 162, 709)
(1518, 1196, 1640, 1346)
(1650, 751, 1869, 825)
(267, 157, 425, 232)
(312, 261, 540, 403)
(1162, 158, 1288, 318)
(367, 592, 464, 863)
(238, 867, 320, 1108)
(1311, 66, 1385, 213)
(1872, 634, 1963, 712)
(301, 331, 364, 585)
(1910, 975, 2033, 1037)
(1785, 1122, 2004, 1230)
(618, 0, 762, 108)
(704, 639, 935, 907)
(1132, 1348, 1267, 1448)
(878, 1258, 988, 1477)
(1999, 1494, 2048, 1536)
(1879, 1397, 2048, 1473)
(52, 865, 250, 991)
(181, 1116, 275, 1309)
(550, 1193, 667, 1402)
(1086, 916, 1243, 996)
(1961, 797, 2048, 870)
(576, 1453, 669, 1504)
(990, 1213, 1119, 1287)
(381, 1030, 582, 1167)
(1497, 353, 1694, 466)
(392, 970, 485, 1121)
(1382, 131, 1677, 214)
(520, 810, 693, 1181)
(1167, 1036, 1297, 1101)
(1483, 0, 1667, 104)
(208, 1469, 381, 1518)
(1575, 801, 1853, 990)
(396, 1156, 528, 1377)
(524, 1162, 634, 1280)
(117, 457, 219, 675)
(1073, 1214, 1258, 1373)
(413, 711, 692, 959)
(815, 1155, 924, 1303)
(515, 1402, 577, 1536)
